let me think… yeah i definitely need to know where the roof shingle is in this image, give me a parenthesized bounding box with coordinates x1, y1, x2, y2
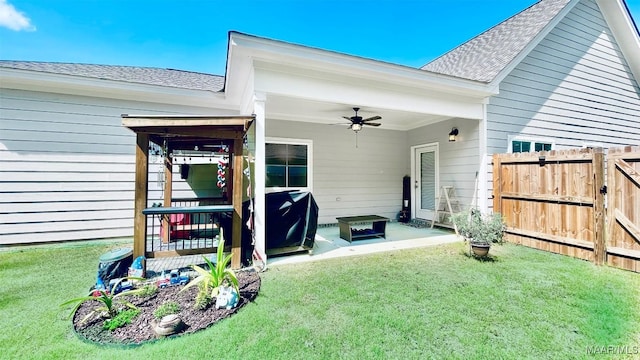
(0, 61, 225, 92)
(421, 0, 571, 83)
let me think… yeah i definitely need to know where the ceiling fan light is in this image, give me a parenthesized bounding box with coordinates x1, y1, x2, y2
(351, 123, 363, 132)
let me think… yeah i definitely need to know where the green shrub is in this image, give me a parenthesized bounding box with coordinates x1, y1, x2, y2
(194, 283, 213, 310)
(102, 308, 140, 331)
(153, 301, 180, 319)
(137, 284, 158, 297)
(60, 277, 146, 323)
(452, 209, 505, 245)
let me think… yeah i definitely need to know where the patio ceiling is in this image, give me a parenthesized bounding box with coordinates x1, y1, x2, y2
(264, 94, 451, 131)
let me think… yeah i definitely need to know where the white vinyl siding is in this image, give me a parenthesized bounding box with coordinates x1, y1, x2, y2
(0, 88, 233, 245)
(408, 119, 480, 212)
(486, 0, 640, 204)
(266, 119, 408, 224)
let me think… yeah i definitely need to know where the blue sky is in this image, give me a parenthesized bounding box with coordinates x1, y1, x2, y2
(1, 0, 639, 76)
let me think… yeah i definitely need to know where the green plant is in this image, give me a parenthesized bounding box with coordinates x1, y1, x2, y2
(180, 234, 239, 299)
(452, 209, 506, 245)
(103, 308, 140, 331)
(153, 301, 180, 319)
(137, 284, 159, 297)
(194, 282, 213, 310)
(60, 277, 146, 323)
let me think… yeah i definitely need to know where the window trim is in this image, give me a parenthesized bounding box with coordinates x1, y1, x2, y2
(265, 137, 313, 193)
(507, 135, 555, 153)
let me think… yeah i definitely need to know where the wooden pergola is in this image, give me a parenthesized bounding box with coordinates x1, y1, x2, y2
(122, 114, 254, 269)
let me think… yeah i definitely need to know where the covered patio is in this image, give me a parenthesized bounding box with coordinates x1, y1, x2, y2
(226, 32, 495, 265)
(144, 223, 460, 273)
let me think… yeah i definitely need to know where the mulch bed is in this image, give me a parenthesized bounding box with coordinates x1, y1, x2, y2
(72, 270, 260, 345)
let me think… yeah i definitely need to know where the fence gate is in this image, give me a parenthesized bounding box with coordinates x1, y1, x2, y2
(493, 148, 606, 265)
(606, 146, 640, 272)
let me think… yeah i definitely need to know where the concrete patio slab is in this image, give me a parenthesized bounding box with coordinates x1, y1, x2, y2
(267, 223, 460, 267)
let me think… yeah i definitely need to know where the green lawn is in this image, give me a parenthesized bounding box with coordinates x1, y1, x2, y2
(1, 241, 638, 359)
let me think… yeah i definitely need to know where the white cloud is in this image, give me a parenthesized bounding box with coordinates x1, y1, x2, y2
(0, 0, 36, 31)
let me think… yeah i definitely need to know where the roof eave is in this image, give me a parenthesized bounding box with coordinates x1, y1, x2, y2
(0, 67, 233, 109)
(596, 0, 640, 82)
(227, 31, 497, 99)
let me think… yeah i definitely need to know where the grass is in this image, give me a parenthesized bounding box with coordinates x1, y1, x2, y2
(1, 241, 639, 359)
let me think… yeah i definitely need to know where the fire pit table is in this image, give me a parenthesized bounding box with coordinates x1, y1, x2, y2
(336, 215, 390, 242)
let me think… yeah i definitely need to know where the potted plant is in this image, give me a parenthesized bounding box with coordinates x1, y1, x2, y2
(452, 209, 505, 257)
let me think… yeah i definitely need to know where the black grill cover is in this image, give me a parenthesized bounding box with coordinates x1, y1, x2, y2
(266, 191, 318, 251)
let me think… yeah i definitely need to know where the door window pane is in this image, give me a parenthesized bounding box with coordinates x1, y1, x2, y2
(420, 152, 436, 210)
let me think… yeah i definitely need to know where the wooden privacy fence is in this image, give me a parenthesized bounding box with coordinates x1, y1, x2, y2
(493, 146, 640, 273)
(606, 146, 640, 272)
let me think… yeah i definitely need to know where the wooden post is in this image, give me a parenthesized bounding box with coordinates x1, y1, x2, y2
(592, 147, 606, 265)
(231, 137, 244, 269)
(492, 154, 502, 214)
(162, 145, 173, 244)
(133, 134, 149, 260)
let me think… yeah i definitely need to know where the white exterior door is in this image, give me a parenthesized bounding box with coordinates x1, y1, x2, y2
(413, 144, 438, 221)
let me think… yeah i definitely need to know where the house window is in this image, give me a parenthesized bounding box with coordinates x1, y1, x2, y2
(508, 136, 553, 153)
(266, 139, 312, 191)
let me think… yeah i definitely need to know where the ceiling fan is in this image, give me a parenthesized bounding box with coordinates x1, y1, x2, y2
(341, 107, 382, 133)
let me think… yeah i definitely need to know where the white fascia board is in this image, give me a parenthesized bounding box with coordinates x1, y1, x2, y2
(228, 32, 497, 99)
(597, 0, 640, 83)
(0, 68, 234, 110)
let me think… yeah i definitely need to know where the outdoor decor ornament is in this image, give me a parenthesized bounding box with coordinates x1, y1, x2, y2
(215, 278, 239, 309)
(216, 159, 227, 188)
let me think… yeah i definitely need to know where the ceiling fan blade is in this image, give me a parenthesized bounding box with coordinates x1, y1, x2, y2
(364, 122, 382, 127)
(362, 116, 382, 122)
(342, 116, 354, 122)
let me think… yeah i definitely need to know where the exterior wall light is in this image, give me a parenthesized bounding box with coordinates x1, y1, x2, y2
(449, 127, 459, 142)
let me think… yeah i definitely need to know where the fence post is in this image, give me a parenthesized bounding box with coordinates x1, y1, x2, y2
(492, 154, 502, 214)
(592, 147, 605, 265)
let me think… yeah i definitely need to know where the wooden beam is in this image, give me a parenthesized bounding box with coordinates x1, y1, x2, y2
(492, 154, 501, 213)
(614, 208, 640, 244)
(122, 115, 254, 128)
(231, 137, 244, 269)
(162, 148, 173, 244)
(506, 227, 595, 250)
(615, 158, 640, 188)
(499, 192, 594, 206)
(606, 246, 640, 259)
(592, 148, 605, 265)
(131, 128, 246, 140)
(133, 134, 149, 260)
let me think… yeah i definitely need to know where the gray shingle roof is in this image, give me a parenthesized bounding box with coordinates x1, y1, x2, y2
(0, 61, 225, 92)
(421, 0, 571, 83)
